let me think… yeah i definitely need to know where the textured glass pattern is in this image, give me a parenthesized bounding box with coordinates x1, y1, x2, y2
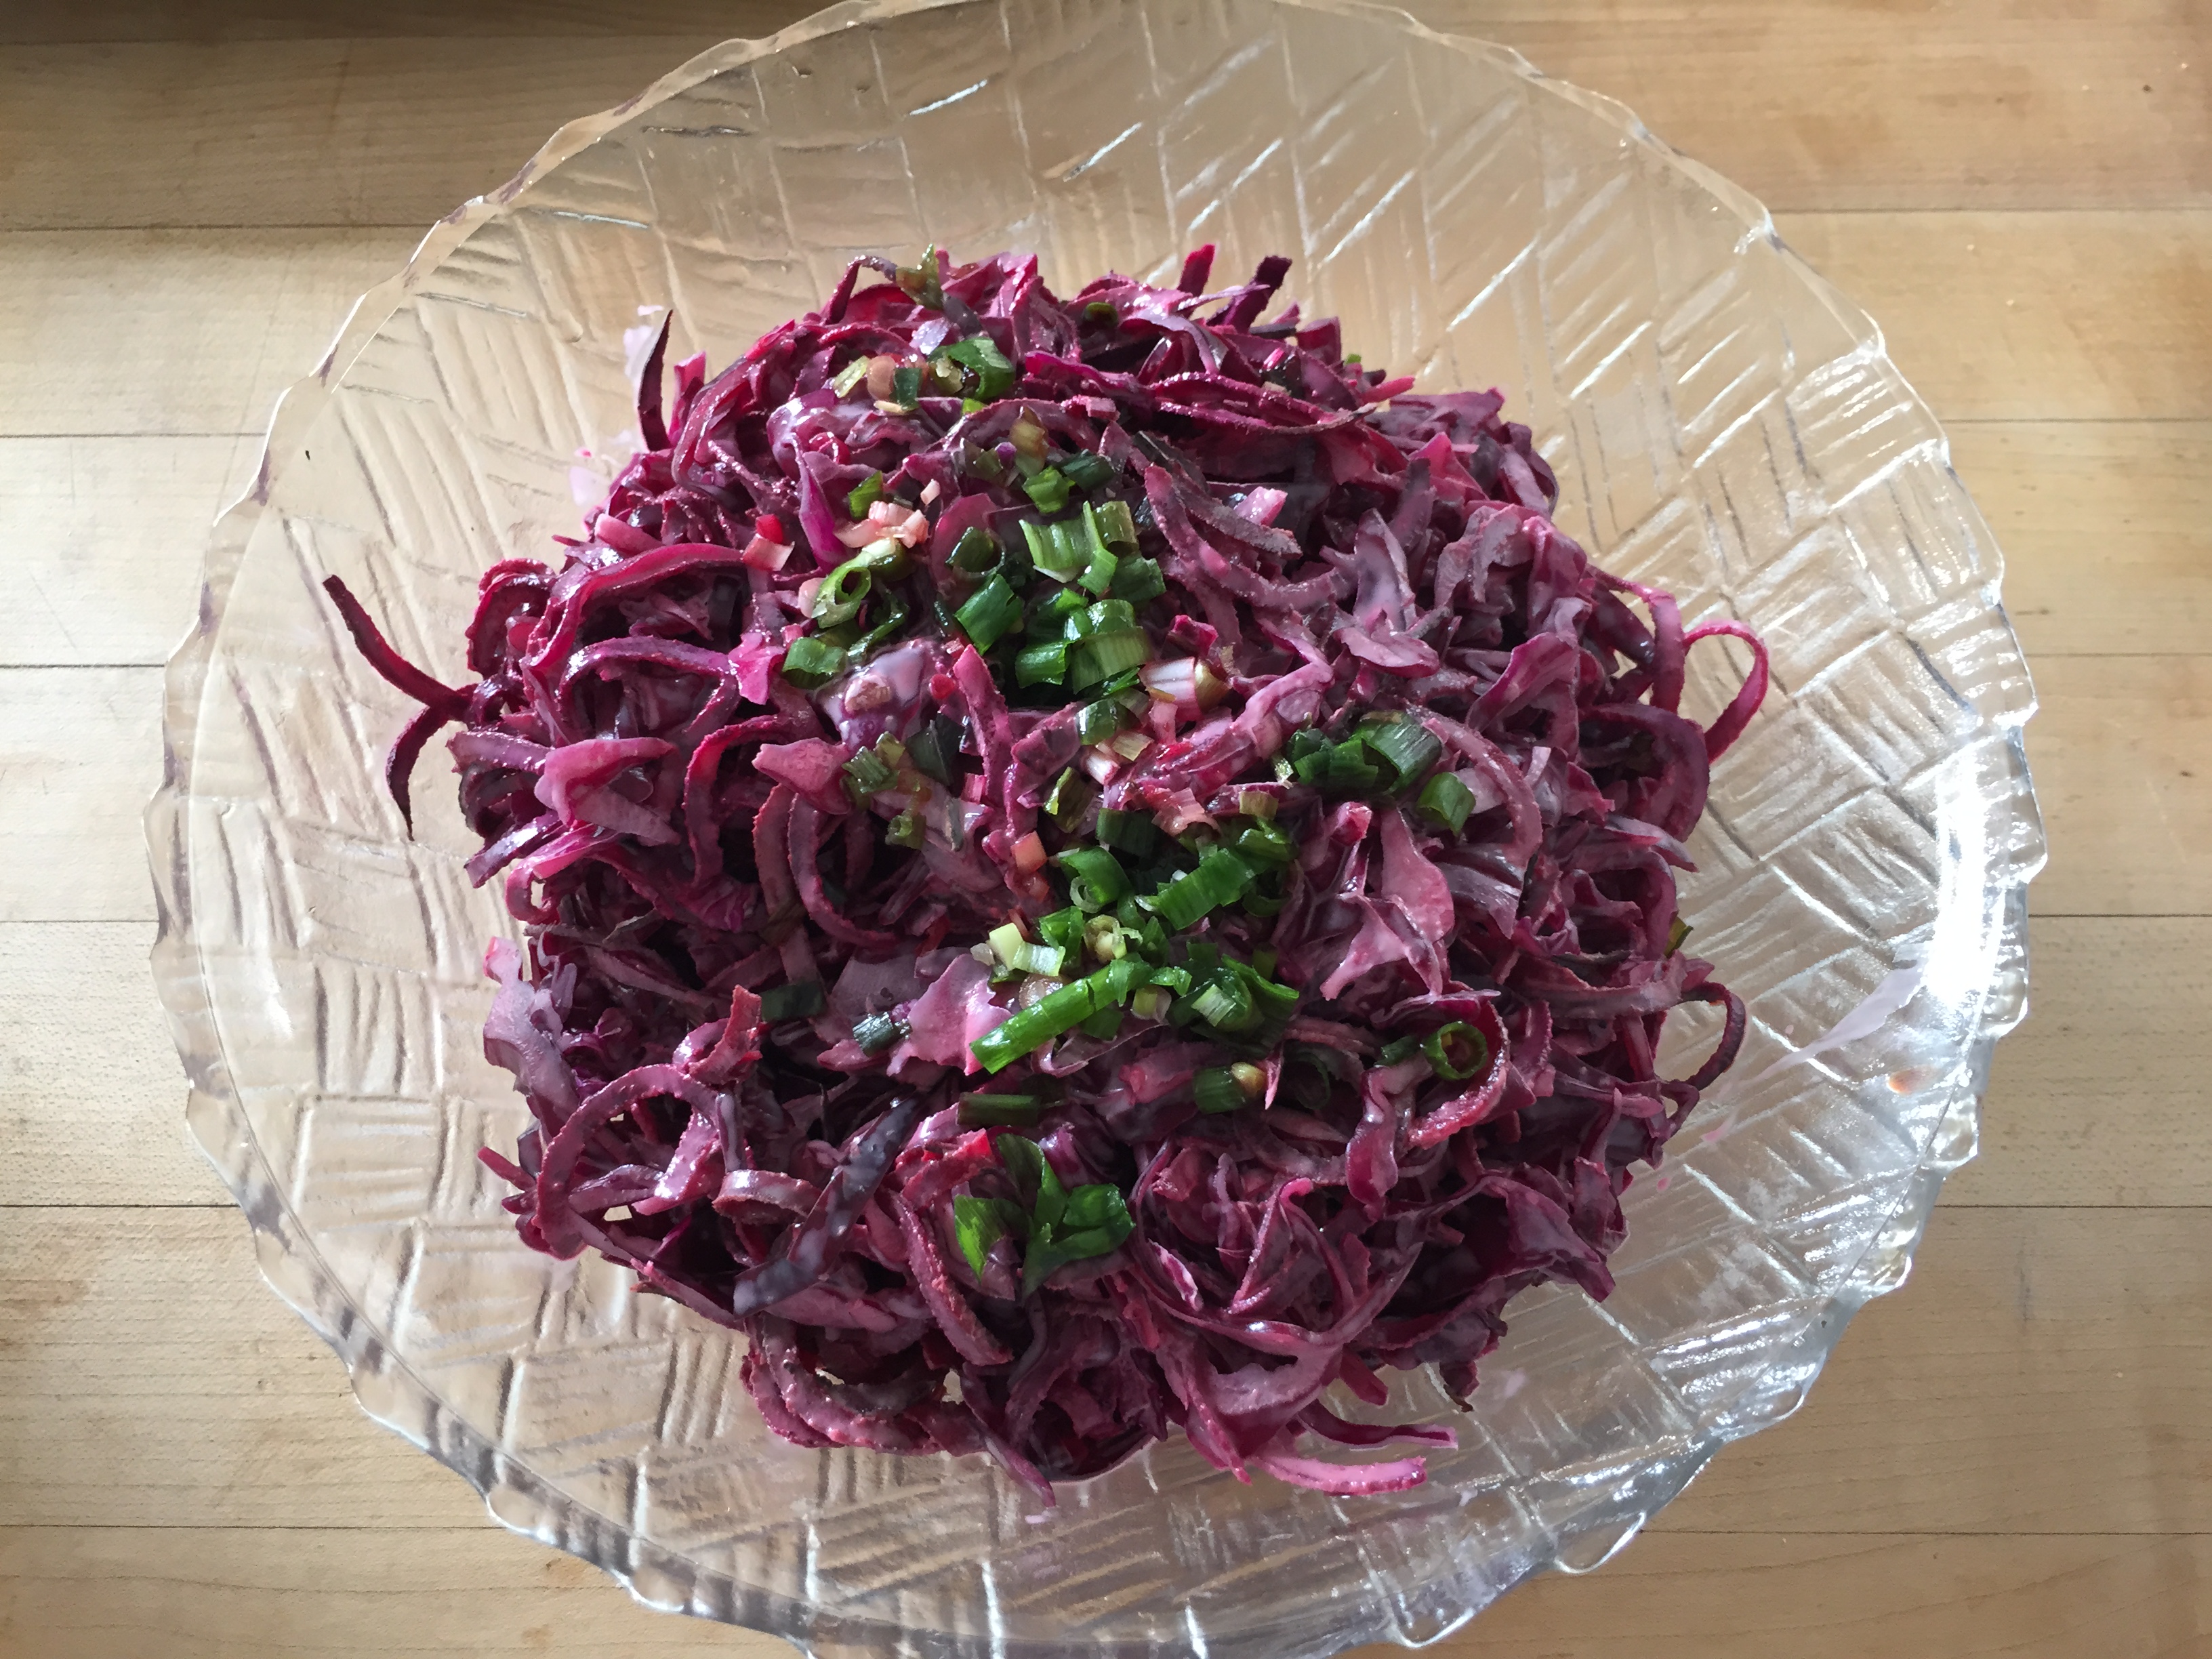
(147, 1, 2044, 1652)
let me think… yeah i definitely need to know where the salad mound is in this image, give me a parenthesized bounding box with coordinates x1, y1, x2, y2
(327, 246, 1767, 1500)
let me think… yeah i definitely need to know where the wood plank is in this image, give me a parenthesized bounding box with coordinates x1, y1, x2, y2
(0, 1527, 2204, 1659)
(1776, 211, 2212, 424)
(0, 229, 419, 438)
(4, 1207, 2204, 1533)
(0, 924, 216, 1208)
(6, 216, 2207, 447)
(1950, 917, 2212, 1209)
(2025, 655, 2212, 918)
(0, 668, 159, 924)
(1949, 420, 2212, 661)
(0, 435, 253, 668)
(0, 12, 2204, 224)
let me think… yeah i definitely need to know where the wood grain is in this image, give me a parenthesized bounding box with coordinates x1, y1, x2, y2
(1776, 211, 2212, 424)
(1, 9, 2205, 225)
(1952, 917, 2212, 1209)
(0, 229, 419, 438)
(1950, 421, 2212, 661)
(0, 436, 254, 668)
(0, 668, 161, 923)
(0, 924, 222, 1208)
(2024, 655, 2212, 918)
(1, 1527, 2204, 1659)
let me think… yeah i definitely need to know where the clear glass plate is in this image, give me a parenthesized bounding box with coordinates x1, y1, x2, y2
(146, 1, 2045, 1652)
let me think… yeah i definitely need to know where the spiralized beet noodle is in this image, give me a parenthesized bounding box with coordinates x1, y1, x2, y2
(327, 247, 1767, 1500)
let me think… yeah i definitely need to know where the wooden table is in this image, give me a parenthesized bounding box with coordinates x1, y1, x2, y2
(3, 2, 2205, 1654)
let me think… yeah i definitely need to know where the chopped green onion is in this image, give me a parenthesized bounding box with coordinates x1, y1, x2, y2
(1417, 771, 1475, 835)
(957, 1094, 1042, 1129)
(1095, 808, 1156, 857)
(1079, 1005, 1124, 1039)
(853, 1012, 908, 1056)
(908, 714, 962, 785)
(1294, 737, 1382, 792)
(1038, 907, 1087, 953)
(1022, 519, 1088, 583)
(1187, 976, 1256, 1032)
(812, 556, 880, 627)
(842, 745, 898, 798)
(1147, 846, 1253, 931)
(830, 356, 872, 397)
(1069, 628, 1150, 691)
(1367, 714, 1443, 781)
(1094, 498, 1139, 550)
(1076, 697, 1124, 746)
(940, 334, 1017, 401)
(1109, 555, 1165, 605)
(895, 249, 945, 308)
(1666, 916, 1692, 958)
(1010, 415, 1049, 458)
(1250, 947, 1277, 979)
(1240, 882, 1285, 918)
(1076, 504, 1119, 595)
(758, 980, 825, 1021)
(1085, 300, 1118, 323)
(1147, 964, 1192, 995)
(1193, 1066, 1248, 1114)
(1015, 640, 1069, 686)
(1011, 943, 1065, 977)
(964, 444, 1004, 481)
(779, 634, 848, 689)
(949, 526, 1000, 575)
(890, 363, 922, 407)
(1237, 788, 1278, 820)
(955, 573, 1023, 652)
(988, 922, 1029, 966)
(1229, 819, 1294, 868)
(1377, 1033, 1422, 1067)
(1422, 1021, 1490, 1082)
(970, 961, 1130, 1073)
(846, 472, 885, 519)
(1083, 914, 1127, 962)
(1130, 984, 1172, 1021)
(1060, 451, 1115, 491)
(953, 1193, 1021, 1275)
(1044, 767, 1092, 830)
(1019, 1178, 1134, 1298)
(1023, 467, 1071, 514)
(885, 808, 924, 849)
(1231, 1061, 1268, 1097)
(1054, 846, 1130, 906)
(1086, 598, 1137, 634)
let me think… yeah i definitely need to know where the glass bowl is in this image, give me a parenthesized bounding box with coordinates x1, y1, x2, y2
(147, 1, 2045, 1653)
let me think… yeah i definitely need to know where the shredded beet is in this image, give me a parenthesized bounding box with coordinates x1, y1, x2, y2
(329, 247, 1766, 1500)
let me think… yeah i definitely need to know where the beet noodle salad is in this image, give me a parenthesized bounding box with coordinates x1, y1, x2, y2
(325, 245, 1768, 1500)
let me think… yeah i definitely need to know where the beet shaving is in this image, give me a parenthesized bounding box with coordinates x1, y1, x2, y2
(329, 246, 1766, 1500)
